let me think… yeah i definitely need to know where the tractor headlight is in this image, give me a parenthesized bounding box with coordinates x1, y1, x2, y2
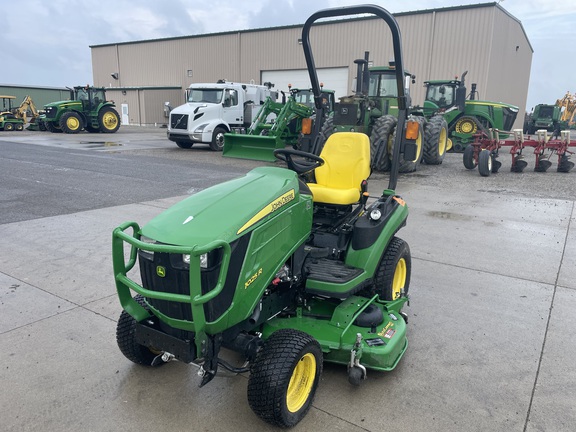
(138, 235, 157, 260)
(183, 253, 208, 268)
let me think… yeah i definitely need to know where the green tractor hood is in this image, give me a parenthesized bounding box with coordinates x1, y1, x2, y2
(141, 166, 305, 246)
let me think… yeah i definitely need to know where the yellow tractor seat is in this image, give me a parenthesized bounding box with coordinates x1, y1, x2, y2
(307, 132, 371, 205)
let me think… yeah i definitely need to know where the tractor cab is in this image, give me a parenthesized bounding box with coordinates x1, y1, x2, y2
(291, 88, 335, 112)
(423, 72, 469, 117)
(367, 64, 414, 117)
(72, 86, 107, 111)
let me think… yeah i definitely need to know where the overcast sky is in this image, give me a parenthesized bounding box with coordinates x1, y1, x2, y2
(3, 0, 575, 111)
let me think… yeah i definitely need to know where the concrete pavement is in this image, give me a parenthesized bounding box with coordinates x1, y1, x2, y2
(1, 127, 574, 431)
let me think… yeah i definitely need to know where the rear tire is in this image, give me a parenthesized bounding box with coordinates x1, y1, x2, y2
(4, 123, 14, 131)
(391, 117, 424, 173)
(116, 295, 164, 366)
(370, 115, 396, 172)
(423, 115, 448, 165)
(210, 126, 226, 151)
(15, 123, 24, 131)
(248, 329, 322, 428)
(373, 237, 411, 301)
(315, 116, 334, 153)
(98, 107, 120, 133)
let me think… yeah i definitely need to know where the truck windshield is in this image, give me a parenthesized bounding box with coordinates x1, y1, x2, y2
(188, 89, 224, 104)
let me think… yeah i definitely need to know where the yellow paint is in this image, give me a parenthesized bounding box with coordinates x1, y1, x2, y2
(244, 268, 263, 289)
(237, 189, 295, 234)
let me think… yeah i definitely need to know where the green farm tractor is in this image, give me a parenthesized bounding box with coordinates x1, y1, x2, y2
(317, 56, 449, 173)
(423, 72, 519, 151)
(113, 5, 415, 428)
(41, 86, 120, 134)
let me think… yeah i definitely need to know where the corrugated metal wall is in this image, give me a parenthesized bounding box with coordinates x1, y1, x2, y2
(91, 4, 532, 127)
(0, 86, 70, 110)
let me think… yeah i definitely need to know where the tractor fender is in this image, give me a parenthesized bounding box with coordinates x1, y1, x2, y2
(345, 197, 409, 277)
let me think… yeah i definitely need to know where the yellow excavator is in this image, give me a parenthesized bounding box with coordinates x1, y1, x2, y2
(556, 91, 576, 126)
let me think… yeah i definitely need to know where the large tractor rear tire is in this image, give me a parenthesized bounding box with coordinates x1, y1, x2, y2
(98, 107, 120, 133)
(370, 115, 396, 172)
(248, 329, 322, 428)
(315, 116, 334, 154)
(423, 115, 448, 165)
(391, 116, 424, 173)
(60, 112, 83, 134)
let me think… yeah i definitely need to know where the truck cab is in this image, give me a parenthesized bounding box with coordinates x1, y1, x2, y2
(167, 81, 277, 151)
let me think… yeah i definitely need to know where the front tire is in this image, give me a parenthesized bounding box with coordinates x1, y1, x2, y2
(248, 329, 322, 428)
(60, 112, 83, 134)
(210, 126, 226, 151)
(4, 123, 14, 131)
(478, 149, 492, 177)
(116, 295, 164, 366)
(44, 121, 62, 133)
(176, 141, 193, 149)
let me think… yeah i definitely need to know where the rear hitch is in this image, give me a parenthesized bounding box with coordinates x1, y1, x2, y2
(151, 352, 175, 367)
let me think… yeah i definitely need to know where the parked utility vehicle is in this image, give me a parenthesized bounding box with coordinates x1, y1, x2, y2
(113, 5, 415, 428)
(167, 81, 277, 151)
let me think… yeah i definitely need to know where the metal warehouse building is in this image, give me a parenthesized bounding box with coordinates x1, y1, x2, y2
(90, 2, 532, 127)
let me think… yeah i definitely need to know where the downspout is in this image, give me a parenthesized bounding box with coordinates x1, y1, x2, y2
(426, 11, 436, 80)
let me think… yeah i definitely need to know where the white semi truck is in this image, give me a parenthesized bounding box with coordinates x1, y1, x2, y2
(167, 81, 277, 150)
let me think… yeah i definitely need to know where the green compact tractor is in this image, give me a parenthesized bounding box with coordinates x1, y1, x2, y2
(0, 95, 25, 131)
(41, 86, 120, 134)
(223, 87, 335, 161)
(423, 72, 519, 151)
(113, 5, 415, 428)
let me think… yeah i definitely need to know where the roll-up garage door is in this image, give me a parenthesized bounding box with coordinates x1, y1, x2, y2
(261, 67, 349, 100)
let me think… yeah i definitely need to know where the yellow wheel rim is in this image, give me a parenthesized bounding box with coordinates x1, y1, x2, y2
(286, 353, 316, 413)
(102, 112, 118, 130)
(67, 116, 80, 130)
(456, 119, 477, 135)
(392, 258, 407, 299)
(438, 127, 447, 155)
(413, 129, 423, 162)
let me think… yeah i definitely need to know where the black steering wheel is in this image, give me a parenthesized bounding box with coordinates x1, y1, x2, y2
(273, 149, 324, 175)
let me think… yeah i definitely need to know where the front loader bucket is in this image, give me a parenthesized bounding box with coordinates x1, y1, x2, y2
(222, 133, 286, 162)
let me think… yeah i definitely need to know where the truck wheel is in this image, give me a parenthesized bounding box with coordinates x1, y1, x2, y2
(248, 329, 322, 428)
(60, 112, 83, 134)
(478, 149, 492, 176)
(98, 107, 120, 133)
(210, 126, 226, 151)
(463, 144, 477, 169)
(370, 115, 396, 172)
(176, 141, 193, 149)
(15, 123, 24, 131)
(373, 237, 411, 301)
(423, 115, 448, 164)
(116, 295, 164, 366)
(4, 123, 14, 131)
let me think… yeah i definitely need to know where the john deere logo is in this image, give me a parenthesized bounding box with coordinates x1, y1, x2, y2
(156, 266, 166, 278)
